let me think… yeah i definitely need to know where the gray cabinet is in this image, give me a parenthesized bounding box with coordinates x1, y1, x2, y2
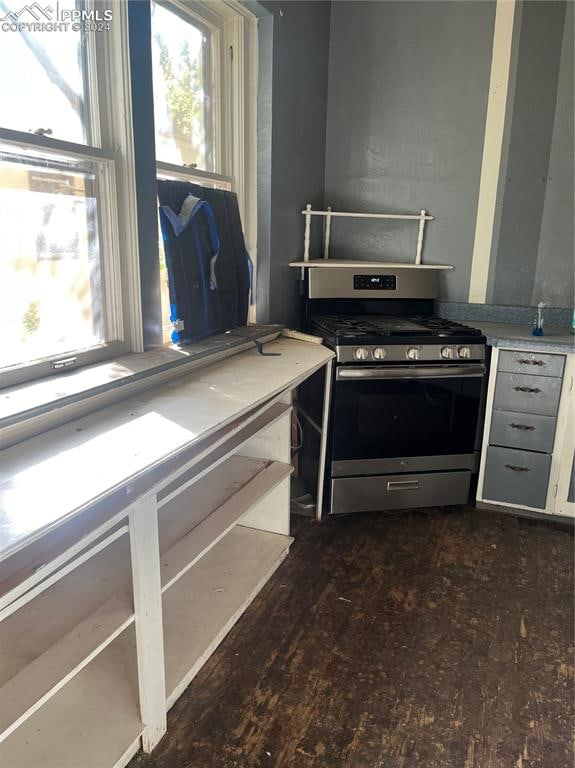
(480, 347, 567, 512)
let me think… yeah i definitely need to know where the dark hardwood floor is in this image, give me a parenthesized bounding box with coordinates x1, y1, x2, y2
(130, 506, 574, 768)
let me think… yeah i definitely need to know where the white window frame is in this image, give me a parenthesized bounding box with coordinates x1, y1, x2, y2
(153, 0, 258, 309)
(0, 0, 142, 389)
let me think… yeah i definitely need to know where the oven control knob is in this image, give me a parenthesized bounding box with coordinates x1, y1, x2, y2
(406, 347, 420, 361)
(458, 346, 471, 359)
(441, 346, 454, 359)
(354, 347, 370, 361)
(373, 347, 387, 360)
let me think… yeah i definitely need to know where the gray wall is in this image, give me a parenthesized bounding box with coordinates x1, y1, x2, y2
(254, 0, 331, 327)
(531, 0, 574, 308)
(252, 0, 572, 319)
(490, 1, 572, 308)
(324, 1, 496, 302)
(322, 0, 573, 310)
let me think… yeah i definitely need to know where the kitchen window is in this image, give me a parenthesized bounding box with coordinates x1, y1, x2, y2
(151, 0, 258, 339)
(0, 0, 140, 388)
(152, 1, 217, 173)
(0, 0, 257, 404)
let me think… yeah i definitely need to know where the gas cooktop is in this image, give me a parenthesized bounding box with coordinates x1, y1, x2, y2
(309, 314, 483, 340)
(308, 314, 486, 364)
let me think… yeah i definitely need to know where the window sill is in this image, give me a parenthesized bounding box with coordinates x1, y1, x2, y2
(0, 326, 282, 449)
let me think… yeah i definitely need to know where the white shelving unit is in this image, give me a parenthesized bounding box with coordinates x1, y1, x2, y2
(289, 204, 453, 272)
(0, 338, 334, 768)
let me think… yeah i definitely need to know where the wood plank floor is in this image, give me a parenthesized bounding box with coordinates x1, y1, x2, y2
(129, 507, 574, 768)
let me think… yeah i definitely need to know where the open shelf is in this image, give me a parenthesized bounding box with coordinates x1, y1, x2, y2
(159, 456, 292, 592)
(289, 259, 453, 269)
(163, 524, 292, 707)
(0, 627, 143, 768)
(156, 400, 290, 506)
(0, 455, 291, 743)
(0, 533, 134, 742)
(0, 503, 130, 612)
(0, 533, 133, 683)
(159, 455, 269, 552)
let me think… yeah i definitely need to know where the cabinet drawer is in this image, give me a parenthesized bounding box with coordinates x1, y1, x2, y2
(490, 409, 557, 453)
(494, 372, 562, 416)
(498, 350, 565, 378)
(483, 446, 551, 509)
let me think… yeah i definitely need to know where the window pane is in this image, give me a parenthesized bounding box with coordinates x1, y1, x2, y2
(151, 2, 215, 171)
(0, 0, 89, 144)
(0, 150, 111, 369)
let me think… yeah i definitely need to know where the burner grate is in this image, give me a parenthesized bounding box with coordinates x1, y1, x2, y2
(310, 314, 482, 339)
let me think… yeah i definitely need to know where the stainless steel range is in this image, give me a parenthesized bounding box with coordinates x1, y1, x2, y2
(298, 266, 487, 515)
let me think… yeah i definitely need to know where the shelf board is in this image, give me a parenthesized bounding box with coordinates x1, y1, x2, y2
(163, 524, 292, 707)
(0, 592, 133, 743)
(289, 259, 453, 270)
(0, 534, 133, 689)
(0, 628, 143, 768)
(158, 455, 271, 554)
(160, 458, 293, 592)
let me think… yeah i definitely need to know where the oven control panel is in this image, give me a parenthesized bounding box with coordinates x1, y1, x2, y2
(337, 343, 486, 364)
(353, 274, 397, 291)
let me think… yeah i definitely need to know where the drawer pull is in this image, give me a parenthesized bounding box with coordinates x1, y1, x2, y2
(387, 480, 419, 491)
(504, 464, 530, 473)
(513, 385, 541, 394)
(517, 359, 545, 366)
(509, 423, 536, 431)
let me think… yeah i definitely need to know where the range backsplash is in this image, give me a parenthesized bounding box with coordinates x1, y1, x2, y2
(437, 303, 572, 328)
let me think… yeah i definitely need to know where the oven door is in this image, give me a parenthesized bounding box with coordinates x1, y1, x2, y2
(331, 363, 485, 476)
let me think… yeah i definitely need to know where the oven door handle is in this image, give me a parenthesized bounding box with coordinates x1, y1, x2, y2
(336, 364, 486, 381)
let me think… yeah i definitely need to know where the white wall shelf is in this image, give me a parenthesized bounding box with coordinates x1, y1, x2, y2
(295, 204, 446, 267)
(0, 338, 334, 767)
(289, 259, 453, 270)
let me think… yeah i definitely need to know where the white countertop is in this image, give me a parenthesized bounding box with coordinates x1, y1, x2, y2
(477, 322, 575, 353)
(0, 338, 334, 561)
